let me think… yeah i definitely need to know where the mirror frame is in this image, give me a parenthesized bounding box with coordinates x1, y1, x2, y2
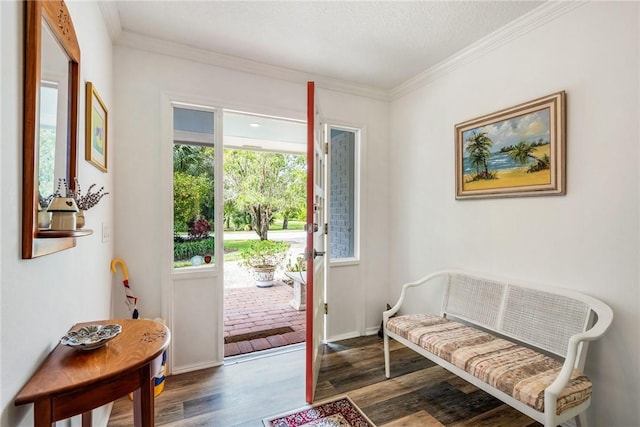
(23, 0, 81, 259)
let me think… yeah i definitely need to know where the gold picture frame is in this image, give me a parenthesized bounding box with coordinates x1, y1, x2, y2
(85, 81, 108, 172)
(455, 91, 566, 199)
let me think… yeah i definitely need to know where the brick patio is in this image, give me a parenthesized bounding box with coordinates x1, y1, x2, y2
(223, 232, 307, 358)
(223, 279, 306, 357)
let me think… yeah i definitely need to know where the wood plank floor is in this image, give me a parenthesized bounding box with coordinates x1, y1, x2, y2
(107, 336, 542, 426)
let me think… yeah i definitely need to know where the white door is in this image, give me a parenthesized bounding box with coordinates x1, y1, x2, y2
(305, 82, 327, 402)
(166, 102, 225, 374)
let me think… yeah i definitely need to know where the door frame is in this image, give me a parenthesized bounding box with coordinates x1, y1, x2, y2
(160, 93, 225, 374)
(161, 91, 309, 374)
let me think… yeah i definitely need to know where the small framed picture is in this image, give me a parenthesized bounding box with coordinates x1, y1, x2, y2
(455, 91, 566, 199)
(85, 82, 108, 172)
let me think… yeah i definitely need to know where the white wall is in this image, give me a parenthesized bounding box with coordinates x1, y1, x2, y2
(113, 46, 389, 364)
(0, 2, 114, 426)
(389, 2, 639, 425)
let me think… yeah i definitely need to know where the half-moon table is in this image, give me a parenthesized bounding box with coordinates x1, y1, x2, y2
(15, 319, 170, 427)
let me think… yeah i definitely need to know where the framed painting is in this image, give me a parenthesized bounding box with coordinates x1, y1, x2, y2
(455, 91, 565, 199)
(85, 82, 108, 172)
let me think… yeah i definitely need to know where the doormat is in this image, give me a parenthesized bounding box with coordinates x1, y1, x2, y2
(263, 396, 375, 427)
(225, 327, 294, 344)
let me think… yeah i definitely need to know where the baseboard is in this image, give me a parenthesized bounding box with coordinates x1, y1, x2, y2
(171, 359, 223, 375)
(326, 327, 380, 343)
(326, 331, 360, 342)
(365, 326, 381, 336)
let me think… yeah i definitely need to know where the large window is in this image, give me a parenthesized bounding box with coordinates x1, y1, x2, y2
(173, 106, 216, 268)
(329, 127, 359, 261)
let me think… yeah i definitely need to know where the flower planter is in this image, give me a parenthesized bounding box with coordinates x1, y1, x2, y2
(241, 240, 290, 287)
(252, 265, 277, 288)
(284, 271, 306, 311)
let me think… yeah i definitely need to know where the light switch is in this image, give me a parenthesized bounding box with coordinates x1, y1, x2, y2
(102, 222, 111, 243)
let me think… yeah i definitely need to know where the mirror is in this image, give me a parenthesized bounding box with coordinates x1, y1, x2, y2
(23, 0, 80, 258)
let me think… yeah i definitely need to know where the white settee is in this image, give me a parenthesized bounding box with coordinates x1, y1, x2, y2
(383, 270, 613, 427)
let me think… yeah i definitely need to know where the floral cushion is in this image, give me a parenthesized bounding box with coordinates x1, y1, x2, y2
(386, 314, 591, 415)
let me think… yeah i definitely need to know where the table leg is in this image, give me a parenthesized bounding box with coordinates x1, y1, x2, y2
(133, 389, 141, 427)
(33, 399, 54, 427)
(81, 411, 92, 427)
(133, 364, 154, 427)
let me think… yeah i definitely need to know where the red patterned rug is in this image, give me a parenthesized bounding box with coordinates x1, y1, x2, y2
(263, 396, 375, 427)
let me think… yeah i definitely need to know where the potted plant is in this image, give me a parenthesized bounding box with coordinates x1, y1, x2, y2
(284, 253, 306, 285)
(240, 240, 290, 287)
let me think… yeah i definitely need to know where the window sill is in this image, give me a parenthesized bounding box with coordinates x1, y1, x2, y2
(329, 258, 360, 267)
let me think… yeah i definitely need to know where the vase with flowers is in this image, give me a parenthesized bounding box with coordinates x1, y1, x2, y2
(50, 178, 109, 229)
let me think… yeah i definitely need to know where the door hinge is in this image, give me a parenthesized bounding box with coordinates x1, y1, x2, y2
(324, 142, 329, 155)
(324, 303, 328, 315)
(323, 223, 329, 235)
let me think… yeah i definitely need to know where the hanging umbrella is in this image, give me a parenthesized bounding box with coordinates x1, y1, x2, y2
(110, 258, 139, 319)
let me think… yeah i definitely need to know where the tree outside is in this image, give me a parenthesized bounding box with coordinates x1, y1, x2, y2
(173, 144, 215, 232)
(172, 144, 306, 266)
(223, 149, 306, 241)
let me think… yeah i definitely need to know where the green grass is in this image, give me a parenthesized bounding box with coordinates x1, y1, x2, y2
(223, 240, 252, 262)
(173, 230, 299, 268)
(173, 239, 259, 267)
(225, 219, 305, 232)
(269, 219, 305, 231)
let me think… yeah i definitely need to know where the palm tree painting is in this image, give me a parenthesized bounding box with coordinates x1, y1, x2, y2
(464, 131, 494, 180)
(455, 92, 566, 199)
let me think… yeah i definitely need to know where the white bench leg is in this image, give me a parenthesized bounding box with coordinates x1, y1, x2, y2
(384, 332, 391, 378)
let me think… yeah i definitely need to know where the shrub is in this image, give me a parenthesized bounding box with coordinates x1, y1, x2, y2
(189, 218, 211, 239)
(286, 253, 306, 272)
(174, 237, 214, 261)
(240, 240, 289, 269)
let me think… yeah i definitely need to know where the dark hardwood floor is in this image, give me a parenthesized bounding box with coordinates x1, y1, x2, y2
(108, 336, 541, 426)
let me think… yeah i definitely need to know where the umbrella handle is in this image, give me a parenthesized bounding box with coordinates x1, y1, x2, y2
(110, 258, 129, 281)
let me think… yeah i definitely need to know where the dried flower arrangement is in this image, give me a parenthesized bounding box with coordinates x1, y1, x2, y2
(38, 193, 54, 211)
(53, 178, 109, 210)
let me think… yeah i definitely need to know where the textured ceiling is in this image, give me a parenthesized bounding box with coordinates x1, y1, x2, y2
(112, 1, 543, 91)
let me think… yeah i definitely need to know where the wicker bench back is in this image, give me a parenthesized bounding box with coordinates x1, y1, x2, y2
(442, 273, 590, 357)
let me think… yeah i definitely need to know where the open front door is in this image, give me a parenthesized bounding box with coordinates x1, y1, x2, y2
(305, 82, 327, 403)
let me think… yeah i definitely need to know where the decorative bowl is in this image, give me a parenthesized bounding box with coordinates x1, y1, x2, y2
(60, 324, 122, 351)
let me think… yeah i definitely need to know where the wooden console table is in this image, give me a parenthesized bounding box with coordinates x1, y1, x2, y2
(15, 319, 170, 427)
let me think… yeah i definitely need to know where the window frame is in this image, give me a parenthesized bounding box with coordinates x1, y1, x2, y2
(327, 123, 361, 265)
(170, 102, 224, 275)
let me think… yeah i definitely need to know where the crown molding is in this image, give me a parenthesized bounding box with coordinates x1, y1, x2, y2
(114, 31, 390, 102)
(101, 1, 584, 103)
(98, 1, 122, 41)
(389, 1, 587, 100)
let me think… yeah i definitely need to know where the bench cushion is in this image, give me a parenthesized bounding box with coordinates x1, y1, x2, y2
(386, 314, 592, 415)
